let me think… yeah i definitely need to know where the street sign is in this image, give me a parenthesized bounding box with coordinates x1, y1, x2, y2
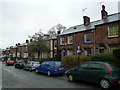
(77, 45, 81, 55)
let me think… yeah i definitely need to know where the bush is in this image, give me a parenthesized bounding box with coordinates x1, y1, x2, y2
(113, 48, 120, 58)
(90, 53, 119, 68)
(63, 55, 87, 69)
(91, 53, 116, 62)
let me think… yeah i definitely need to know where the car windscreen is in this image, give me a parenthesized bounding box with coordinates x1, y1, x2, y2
(33, 62, 39, 64)
(8, 60, 14, 62)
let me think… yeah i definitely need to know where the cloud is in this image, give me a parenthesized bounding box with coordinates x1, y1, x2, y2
(0, 0, 119, 49)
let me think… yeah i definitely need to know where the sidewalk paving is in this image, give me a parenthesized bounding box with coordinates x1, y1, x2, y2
(0, 61, 2, 90)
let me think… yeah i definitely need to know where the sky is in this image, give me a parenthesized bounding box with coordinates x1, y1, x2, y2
(0, 0, 119, 49)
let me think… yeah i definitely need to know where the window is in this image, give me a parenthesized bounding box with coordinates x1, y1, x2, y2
(54, 41, 57, 48)
(67, 50, 73, 55)
(108, 25, 119, 37)
(99, 48, 104, 53)
(84, 33, 91, 43)
(88, 64, 103, 70)
(84, 48, 91, 56)
(60, 37, 64, 45)
(79, 64, 88, 70)
(67, 36, 73, 44)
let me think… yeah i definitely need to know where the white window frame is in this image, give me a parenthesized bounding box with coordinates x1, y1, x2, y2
(67, 50, 73, 55)
(60, 37, 64, 45)
(67, 36, 73, 44)
(54, 40, 57, 49)
(84, 33, 91, 43)
(84, 48, 91, 56)
(108, 25, 119, 38)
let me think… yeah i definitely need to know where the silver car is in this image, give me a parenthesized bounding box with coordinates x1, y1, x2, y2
(24, 61, 40, 71)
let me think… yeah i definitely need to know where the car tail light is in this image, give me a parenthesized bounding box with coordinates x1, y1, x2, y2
(54, 67, 57, 70)
(105, 64, 112, 76)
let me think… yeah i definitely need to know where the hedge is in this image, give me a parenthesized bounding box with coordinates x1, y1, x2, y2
(63, 48, 120, 69)
(63, 55, 87, 69)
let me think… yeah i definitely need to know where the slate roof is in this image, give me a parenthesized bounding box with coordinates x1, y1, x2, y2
(60, 12, 120, 36)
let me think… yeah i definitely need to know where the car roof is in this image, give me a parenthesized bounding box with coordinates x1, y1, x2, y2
(44, 61, 61, 63)
(84, 61, 108, 64)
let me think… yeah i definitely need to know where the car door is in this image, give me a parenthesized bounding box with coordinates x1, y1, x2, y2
(39, 62, 46, 73)
(86, 63, 105, 83)
(26, 61, 31, 69)
(42, 62, 50, 73)
(74, 63, 89, 81)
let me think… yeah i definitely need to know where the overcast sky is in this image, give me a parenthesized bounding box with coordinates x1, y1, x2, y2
(0, 0, 119, 49)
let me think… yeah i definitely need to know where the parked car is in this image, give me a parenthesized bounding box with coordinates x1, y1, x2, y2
(65, 61, 120, 89)
(35, 61, 66, 76)
(5, 60, 15, 66)
(15, 60, 27, 69)
(24, 61, 40, 71)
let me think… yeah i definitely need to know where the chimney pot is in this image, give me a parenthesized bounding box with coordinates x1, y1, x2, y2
(30, 39, 33, 42)
(101, 5, 108, 19)
(57, 30, 61, 35)
(83, 16, 90, 25)
(26, 40, 29, 43)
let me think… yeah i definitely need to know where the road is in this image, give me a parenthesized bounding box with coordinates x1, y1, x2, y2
(2, 62, 103, 89)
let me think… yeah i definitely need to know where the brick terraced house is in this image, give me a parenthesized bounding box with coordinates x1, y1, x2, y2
(2, 5, 120, 61)
(57, 5, 120, 60)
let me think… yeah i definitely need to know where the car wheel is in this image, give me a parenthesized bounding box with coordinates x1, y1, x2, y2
(35, 69, 39, 74)
(6, 63, 8, 66)
(68, 74, 74, 82)
(47, 70, 51, 76)
(100, 79, 111, 89)
(29, 68, 32, 72)
(23, 67, 26, 70)
(15, 65, 17, 68)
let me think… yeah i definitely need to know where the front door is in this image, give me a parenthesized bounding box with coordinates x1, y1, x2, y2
(61, 49, 66, 60)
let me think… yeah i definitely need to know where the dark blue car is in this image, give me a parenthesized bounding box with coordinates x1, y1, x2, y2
(35, 61, 66, 76)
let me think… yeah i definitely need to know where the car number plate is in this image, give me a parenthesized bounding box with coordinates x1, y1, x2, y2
(59, 68, 63, 70)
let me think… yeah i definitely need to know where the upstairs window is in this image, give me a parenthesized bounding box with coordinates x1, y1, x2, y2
(67, 36, 73, 44)
(84, 33, 91, 43)
(60, 37, 64, 45)
(108, 25, 119, 37)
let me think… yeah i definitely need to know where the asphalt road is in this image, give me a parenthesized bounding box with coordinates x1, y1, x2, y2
(1, 62, 105, 89)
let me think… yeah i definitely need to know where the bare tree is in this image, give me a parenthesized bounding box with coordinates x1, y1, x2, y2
(47, 23, 66, 37)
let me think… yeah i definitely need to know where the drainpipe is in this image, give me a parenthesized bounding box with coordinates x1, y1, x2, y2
(93, 28, 96, 54)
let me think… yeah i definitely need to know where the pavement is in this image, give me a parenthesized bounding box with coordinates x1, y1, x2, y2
(0, 61, 2, 89)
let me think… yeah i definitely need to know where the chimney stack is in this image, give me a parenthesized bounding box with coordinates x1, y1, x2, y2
(101, 5, 108, 19)
(26, 40, 29, 43)
(83, 16, 90, 25)
(57, 30, 61, 35)
(30, 39, 33, 42)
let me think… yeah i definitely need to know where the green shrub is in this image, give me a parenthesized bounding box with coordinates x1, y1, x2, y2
(91, 53, 116, 62)
(90, 53, 119, 68)
(113, 48, 120, 58)
(64, 55, 87, 69)
(84, 56, 92, 61)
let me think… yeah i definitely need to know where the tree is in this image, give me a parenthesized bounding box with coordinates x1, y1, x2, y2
(47, 23, 66, 37)
(28, 30, 50, 60)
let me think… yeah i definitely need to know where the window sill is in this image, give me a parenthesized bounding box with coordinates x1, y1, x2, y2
(108, 36, 119, 39)
(84, 42, 92, 44)
(67, 43, 73, 45)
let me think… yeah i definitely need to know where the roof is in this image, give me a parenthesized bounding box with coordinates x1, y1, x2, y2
(19, 43, 28, 46)
(60, 12, 120, 36)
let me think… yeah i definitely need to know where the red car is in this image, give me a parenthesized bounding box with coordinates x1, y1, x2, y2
(6, 60, 15, 66)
